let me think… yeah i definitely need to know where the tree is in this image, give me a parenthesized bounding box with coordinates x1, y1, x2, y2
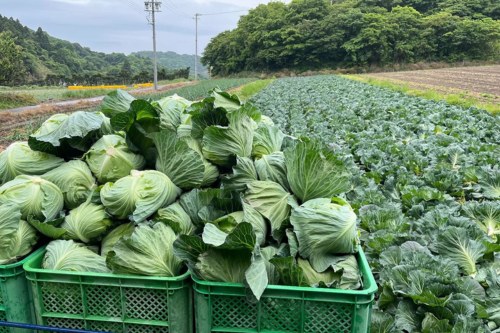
(35, 27, 51, 50)
(119, 59, 133, 83)
(0, 31, 27, 86)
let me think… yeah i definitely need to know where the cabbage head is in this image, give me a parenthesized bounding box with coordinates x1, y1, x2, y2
(290, 198, 359, 272)
(42, 240, 110, 273)
(0, 176, 64, 221)
(157, 94, 192, 131)
(42, 160, 96, 209)
(61, 199, 113, 243)
(84, 135, 146, 183)
(33, 114, 69, 136)
(0, 142, 64, 185)
(101, 223, 135, 257)
(107, 223, 184, 277)
(153, 202, 196, 235)
(194, 248, 251, 283)
(100, 170, 181, 223)
(0, 204, 38, 264)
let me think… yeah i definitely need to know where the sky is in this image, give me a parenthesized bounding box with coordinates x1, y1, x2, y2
(0, 0, 290, 56)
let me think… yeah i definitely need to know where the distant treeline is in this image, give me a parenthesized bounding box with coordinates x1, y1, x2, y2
(41, 67, 190, 87)
(0, 15, 195, 86)
(202, 0, 500, 75)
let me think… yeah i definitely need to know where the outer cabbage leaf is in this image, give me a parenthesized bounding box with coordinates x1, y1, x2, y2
(61, 199, 113, 243)
(183, 137, 219, 187)
(107, 223, 184, 277)
(84, 134, 146, 184)
(149, 130, 205, 189)
(221, 156, 258, 192)
(153, 202, 195, 235)
(101, 222, 135, 257)
(437, 226, 486, 276)
(43, 240, 110, 273)
(269, 256, 309, 287)
(194, 248, 251, 283)
(29, 111, 105, 157)
(33, 114, 69, 136)
(284, 140, 351, 203)
(101, 89, 135, 117)
(0, 204, 37, 264)
(42, 160, 96, 209)
(261, 246, 280, 285)
(100, 170, 181, 223)
(252, 122, 284, 158)
(202, 108, 255, 167)
(462, 201, 500, 240)
(254, 152, 290, 191)
(0, 175, 64, 221)
(0, 142, 64, 185)
(290, 198, 359, 272)
(297, 258, 338, 287)
(244, 181, 297, 241)
(212, 89, 241, 111)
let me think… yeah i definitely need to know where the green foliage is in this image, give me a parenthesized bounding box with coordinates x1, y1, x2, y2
(250, 75, 500, 331)
(0, 15, 197, 86)
(0, 31, 27, 85)
(202, 0, 500, 75)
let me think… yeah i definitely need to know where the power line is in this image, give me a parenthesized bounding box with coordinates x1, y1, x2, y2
(117, 0, 147, 18)
(199, 9, 248, 16)
(164, 0, 192, 19)
(163, 2, 191, 19)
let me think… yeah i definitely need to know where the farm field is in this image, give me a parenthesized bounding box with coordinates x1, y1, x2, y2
(363, 65, 500, 105)
(250, 75, 500, 332)
(0, 78, 257, 151)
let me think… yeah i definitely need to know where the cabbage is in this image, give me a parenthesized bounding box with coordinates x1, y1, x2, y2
(61, 199, 113, 243)
(0, 175, 64, 221)
(194, 248, 251, 283)
(84, 135, 146, 184)
(153, 202, 196, 235)
(101, 223, 135, 257)
(33, 114, 69, 136)
(107, 223, 183, 277)
(0, 142, 64, 184)
(290, 198, 359, 272)
(42, 240, 110, 273)
(100, 170, 181, 223)
(42, 160, 96, 209)
(0, 204, 38, 264)
(157, 94, 192, 131)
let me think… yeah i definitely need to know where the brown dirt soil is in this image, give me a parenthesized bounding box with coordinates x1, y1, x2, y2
(364, 65, 500, 104)
(0, 81, 197, 151)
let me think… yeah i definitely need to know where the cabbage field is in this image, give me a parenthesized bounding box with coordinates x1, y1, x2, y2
(250, 75, 500, 332)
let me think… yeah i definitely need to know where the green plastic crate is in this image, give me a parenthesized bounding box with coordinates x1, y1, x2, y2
(0, 247, 45, 333)
(24, 249, 193, 333)
(193, 247, 377, 333)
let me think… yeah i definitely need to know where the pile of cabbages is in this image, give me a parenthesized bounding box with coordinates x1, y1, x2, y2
(0, 89, 361, 300)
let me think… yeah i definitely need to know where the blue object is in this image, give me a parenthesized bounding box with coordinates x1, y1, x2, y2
(0, 321, 110, 333)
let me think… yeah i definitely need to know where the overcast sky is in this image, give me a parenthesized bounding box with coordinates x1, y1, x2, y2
(0, 0, 290, 56)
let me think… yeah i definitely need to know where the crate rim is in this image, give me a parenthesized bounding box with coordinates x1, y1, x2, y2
(0, 246, 46, 278)
(192, 246, 378, 296)
(23, 248, 190, 282)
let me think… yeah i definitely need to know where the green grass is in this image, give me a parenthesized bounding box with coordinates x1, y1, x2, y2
(157, 78, 189, 86)
(0, 93, 38, 109)
(233, 79, 275, 101)
(343, 75, 500, 115)
(141, 78, 257, 101)
(62, 89, 118, 99)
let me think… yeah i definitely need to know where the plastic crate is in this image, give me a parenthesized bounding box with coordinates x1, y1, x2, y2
(24, 249, 193, 333)
(0, 247, 45, 333)
(193, 246, 377, 333)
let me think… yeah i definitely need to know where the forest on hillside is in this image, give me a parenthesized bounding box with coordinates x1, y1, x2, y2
(0, 15, 197, 86)
(202, 0, 500, 75)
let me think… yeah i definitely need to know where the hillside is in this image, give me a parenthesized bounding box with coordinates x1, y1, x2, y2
(0, 15, 197, 85)
(133, 51, 207, 77)
(202, 0, 500, 75)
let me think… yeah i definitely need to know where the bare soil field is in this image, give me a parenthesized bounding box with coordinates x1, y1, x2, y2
(364, 65, 500, 104)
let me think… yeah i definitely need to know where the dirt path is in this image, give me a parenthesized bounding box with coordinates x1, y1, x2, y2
(5, 81, 197, 114)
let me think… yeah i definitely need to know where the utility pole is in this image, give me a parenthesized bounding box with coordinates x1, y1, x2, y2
(145, 0, 162, 90)
(194, 13, 201, 82)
